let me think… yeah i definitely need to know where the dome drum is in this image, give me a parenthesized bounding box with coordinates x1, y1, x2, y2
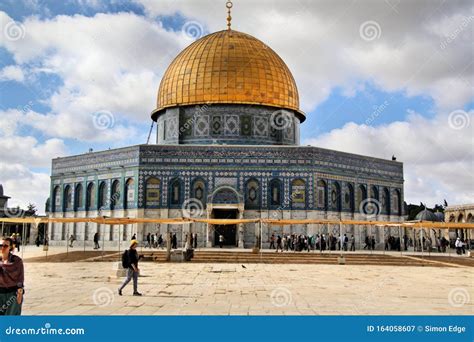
(156, 104, 300, 146)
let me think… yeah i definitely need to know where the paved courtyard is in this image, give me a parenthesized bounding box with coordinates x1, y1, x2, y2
(22, 260, 473, 315)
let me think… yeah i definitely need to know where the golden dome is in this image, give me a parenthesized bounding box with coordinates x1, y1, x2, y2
(153, 30, 304, 121)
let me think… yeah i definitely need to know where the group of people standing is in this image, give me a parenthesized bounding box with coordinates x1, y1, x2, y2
(269, 233, 357, 252)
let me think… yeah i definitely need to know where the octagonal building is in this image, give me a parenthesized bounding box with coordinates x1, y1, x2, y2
(48, 21, 405, 249)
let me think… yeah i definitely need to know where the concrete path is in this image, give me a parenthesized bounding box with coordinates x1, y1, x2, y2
(22, 262, 473, 315)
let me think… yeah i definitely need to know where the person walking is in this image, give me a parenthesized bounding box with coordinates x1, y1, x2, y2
(0, 237, 24, 315)
(93, 232, 100, 249)
(371, 236, 376, 250)
(157, 234, 163, 249)
(146, 233, 151, 248)
(118, 240, 142, 296)
(350, 235, 355, 251)
(342, 234, 348, 251)
(172, 233, 177, 249)
(219, 234, 224, 248)
(455, 237, 462, 255)
(193, 233, 198, 249)
(276, 235, 283, 252)
(269, 234, 275, 249)
(69, 234, 75, 248)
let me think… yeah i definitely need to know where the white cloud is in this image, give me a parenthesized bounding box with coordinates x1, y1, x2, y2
(0, 65, 25, 82)
(0, 134, 67, 168)
(135, 0, 473, 112)
(0, 164, 50, 214)
(0, 10, 186, 141)
(304, 110, 474, 206)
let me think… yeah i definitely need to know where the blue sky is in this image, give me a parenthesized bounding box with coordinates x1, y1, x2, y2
(0, 0, 472, 212)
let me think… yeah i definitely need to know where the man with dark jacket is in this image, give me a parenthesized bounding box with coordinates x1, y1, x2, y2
(118, 240, 142, 296)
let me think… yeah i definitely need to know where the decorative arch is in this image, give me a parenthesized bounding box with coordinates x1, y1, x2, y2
(357, 184, 367, 210)
(191, 178, 207, 205)
(208, 185, 242, 205)
(98, 181, 107, 210)
(269, 179, 283, 207)
(457, 213, 464, 223)
(52, 186, 60, 212)
(330, 181, 341, 212)
(393, 189, 402, 216)
(63, 185, 72, 212)
(110, 180, 121, 210)
(370, 185, 379, 201)
(382, 187, 390, 214)
(245, 178, 260, 209)
(344, 183, 355, 213)
(169, 177, 183, 206)
(86, 182, 95, 211)
(316, 180, 327, 210)
(74, 184, 83, 211)
(124, 178, 135, 209)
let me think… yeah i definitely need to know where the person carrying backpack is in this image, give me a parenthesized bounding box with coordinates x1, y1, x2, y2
(118, 240, 142, 296)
